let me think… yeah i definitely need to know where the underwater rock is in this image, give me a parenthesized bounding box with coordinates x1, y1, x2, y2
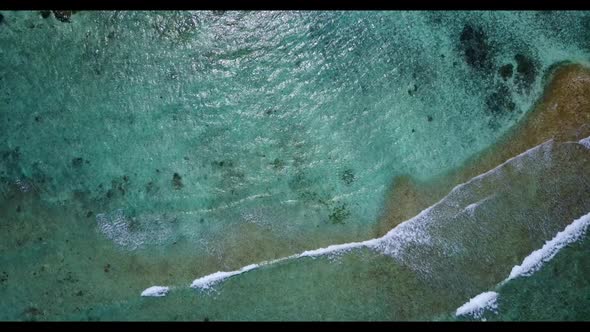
(40, 11, 51, 19)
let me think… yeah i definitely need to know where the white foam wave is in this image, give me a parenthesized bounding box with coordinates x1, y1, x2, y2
(455, 210, 590, 317)
(455, 291, 499, 318)
(188, 240, 384, 291)
(506, 211, 590, 281)
(298, 238, 381, 258)
(580, 136, 590, 149)
(191, 264, 260, 290)
(141, 286, 169, 297)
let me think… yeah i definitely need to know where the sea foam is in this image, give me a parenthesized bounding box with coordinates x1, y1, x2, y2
(455, 210, 590, 318)
(506, 211, 590, 281)
(191, 264, 260, 290)
(141, 286, 169, 297)
(455, 291, 499, 318)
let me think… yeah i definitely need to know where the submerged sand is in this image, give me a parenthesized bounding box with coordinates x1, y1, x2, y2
(377, 63, 590, 236)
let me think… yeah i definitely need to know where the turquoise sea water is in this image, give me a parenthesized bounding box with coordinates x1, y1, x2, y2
(1, 11, 590, 321)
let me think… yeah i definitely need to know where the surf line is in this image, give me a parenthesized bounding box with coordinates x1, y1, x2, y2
(455, 210, 590, 318)
(140, 190, 452, 298)
(142, 137, 590, 298)
(141, 238, 382, 297)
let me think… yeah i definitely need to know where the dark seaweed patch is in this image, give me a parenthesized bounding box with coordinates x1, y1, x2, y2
(23, 307, 43, 317)
(271, 158, 285, 170)
(328, 204, 350, 225)
(485, 84, 516, 117)
(459, 24, 493, 72)
(2, 147, 20, 163)
(341, 169, 355, 186)
(408, 84, 418, 96)
(212, 160, 234, 168)
(52, 11, 72, 23)
(172, 173, 183, 190)
(145, 181, 156, 193)
(71, 157, 84, 168)
(112, 178, 128, 196)
(498, 64, 513, 81)
(514, 54, 539, 94)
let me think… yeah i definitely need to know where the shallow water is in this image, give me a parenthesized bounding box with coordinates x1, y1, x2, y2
(1, 11, 589, 321)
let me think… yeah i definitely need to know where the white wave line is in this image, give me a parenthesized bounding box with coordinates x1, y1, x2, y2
(455, 210, 590, 318)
